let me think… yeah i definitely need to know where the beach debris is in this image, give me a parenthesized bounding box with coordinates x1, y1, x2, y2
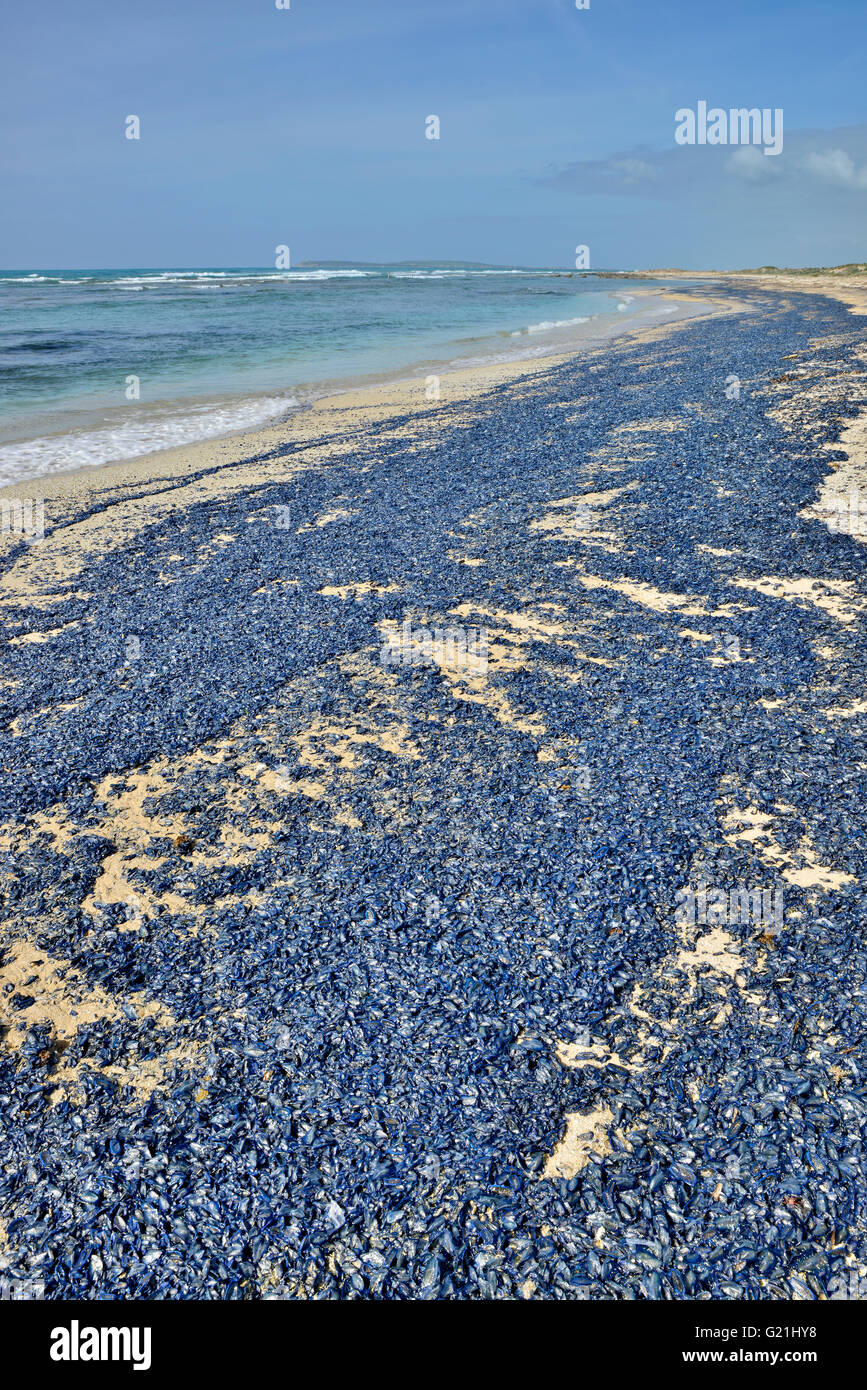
(1, 286, 865, 1301)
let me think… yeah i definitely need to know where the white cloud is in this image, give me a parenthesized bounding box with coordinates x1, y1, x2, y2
(803, 148, 867, 189)
(726, 146, 782, 181)
(608, 158, 657, 183)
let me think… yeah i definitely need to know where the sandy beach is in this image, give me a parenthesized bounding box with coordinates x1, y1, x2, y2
(2, 274, 867, 1300)
(0, 286, 724, 603)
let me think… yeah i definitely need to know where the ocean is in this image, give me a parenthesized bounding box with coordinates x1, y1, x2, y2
(0, 265, 681, 488)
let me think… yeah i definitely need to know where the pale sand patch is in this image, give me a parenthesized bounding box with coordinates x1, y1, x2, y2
(755, 332, 867, 547)
(0, 939, 171, 1038)
(529, 482, 639, 541)
(674, 926, 744, 982)
(544, 1106, 614, 1180)
(576, 573, 747, 620)
(614, 417, 687, 435)
(449, 600, 616, 669)
(8, 620, 82, 646)
(81, 849, 188, 925)
(807, 409, 867, 544)
(255, 767, 328, 800)
(719, 797, 855, 891)
(577, 573, 707, 614)
(253, 578, 299, 595)
(0, 590, 92, 609)
(729, 574, 866, 624)
(377, 615, 546, 737)
(536, 484, 639, 512)
(823, 700, 867, 718)
(2, 733, 296, 928)
(554, 1040, 636, 1071)
(8, 697, 84, 736)
(299, 507, 356, 532)
(789, 357, 867, 545)
(319, 581, 400, 601)
(0, 938, 203, 1102)
(291, 713, 420, 771)
(545, 909, 756, 1179)
(627, 924, 753, 1050)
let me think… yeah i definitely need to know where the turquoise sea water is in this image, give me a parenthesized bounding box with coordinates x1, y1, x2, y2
(0, 265, 680, 487)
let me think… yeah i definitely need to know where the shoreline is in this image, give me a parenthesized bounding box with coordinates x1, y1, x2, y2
(0, 276, 664, 489)
(0, 286, 729, 506)
(3, 270, 865, 509)
(628, 266, 867, 317)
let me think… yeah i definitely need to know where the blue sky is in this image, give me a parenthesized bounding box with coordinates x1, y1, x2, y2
(1, 0, 864, 269)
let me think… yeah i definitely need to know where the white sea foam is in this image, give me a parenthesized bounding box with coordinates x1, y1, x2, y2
(2, 267, 555, 289)
(515, 315, 592, 335)
(106, 270, 378, 287)
(0, 395, 298, 489)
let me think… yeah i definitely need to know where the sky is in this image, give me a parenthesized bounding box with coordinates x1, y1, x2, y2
(1, 0, 865, 270)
